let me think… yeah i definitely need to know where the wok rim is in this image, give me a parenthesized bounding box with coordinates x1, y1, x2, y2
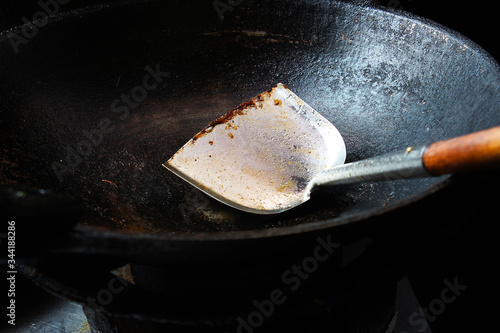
(75, 176, 455, 241)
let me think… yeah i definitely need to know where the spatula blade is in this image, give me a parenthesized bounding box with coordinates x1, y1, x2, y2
(163, 83, 346, 214)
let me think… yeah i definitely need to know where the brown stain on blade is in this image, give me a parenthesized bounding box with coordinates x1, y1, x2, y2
(192, 101, 253, 141)
(192, 84, 285, 142)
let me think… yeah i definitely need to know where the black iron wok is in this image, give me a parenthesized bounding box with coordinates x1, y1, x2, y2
(1, 0, 499, 328)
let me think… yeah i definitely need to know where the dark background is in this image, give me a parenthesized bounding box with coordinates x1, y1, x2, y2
(0, 0, 498, 61)
(0, 0, 498, 60)
(1, 0, 498, 332)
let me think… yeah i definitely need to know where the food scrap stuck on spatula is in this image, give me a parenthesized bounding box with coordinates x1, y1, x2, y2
(163, 83, 347, 214)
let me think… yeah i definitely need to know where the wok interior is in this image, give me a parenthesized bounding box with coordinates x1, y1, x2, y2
(0, 0, 498, 234)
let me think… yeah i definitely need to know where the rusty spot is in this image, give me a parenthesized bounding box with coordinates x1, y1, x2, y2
(111, 263, 135, 285)
(274, 99, 283, 106)
(225, 123, 238, 130)
(278, 181, 293, 192)
(191, 84, 288, 141)
(193, 101, 254, 141)
(102, 179, 117, 187)
(209, 141, 214, 145)
(228, 132, 234, 139)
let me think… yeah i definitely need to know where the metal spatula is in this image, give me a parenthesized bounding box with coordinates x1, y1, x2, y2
(163, 84, 500, 214)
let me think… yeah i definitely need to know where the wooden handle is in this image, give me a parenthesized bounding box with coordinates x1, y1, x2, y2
(422, 126, 500, 175)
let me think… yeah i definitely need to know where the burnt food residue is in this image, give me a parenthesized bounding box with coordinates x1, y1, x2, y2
(192, 85, 284, 142)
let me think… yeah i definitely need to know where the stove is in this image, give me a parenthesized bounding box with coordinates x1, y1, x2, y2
(4, 272, 431, 333)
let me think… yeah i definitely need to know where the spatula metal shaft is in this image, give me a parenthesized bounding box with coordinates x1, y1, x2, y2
(313, 145, 431, 187)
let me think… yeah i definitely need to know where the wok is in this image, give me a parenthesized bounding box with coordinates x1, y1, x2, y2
(1, 0, 499, 327)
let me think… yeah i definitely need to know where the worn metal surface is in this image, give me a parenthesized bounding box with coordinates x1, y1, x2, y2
(165, 83, 346, 213)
